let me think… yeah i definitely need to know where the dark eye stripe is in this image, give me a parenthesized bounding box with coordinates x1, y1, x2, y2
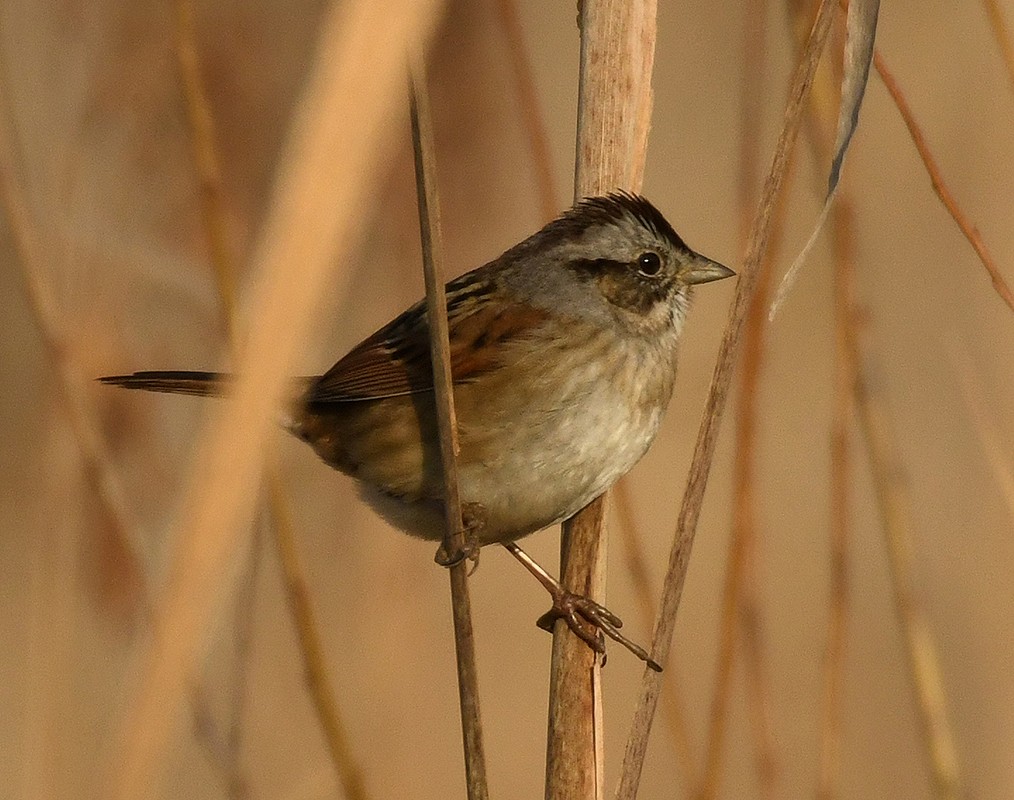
(569, 258, 630, 277)
(570, 256, 665, 278)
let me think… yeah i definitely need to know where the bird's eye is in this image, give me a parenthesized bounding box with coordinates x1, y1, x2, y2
(637, 252, 662, 276)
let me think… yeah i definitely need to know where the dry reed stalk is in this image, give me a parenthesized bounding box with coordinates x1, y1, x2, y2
(872, 51, 1014, 314)
(105, 3, 445, 796)
(546, 3, 657, 798)
(409, 54, 490, 800)
(617, 2, 839, 797)
(171, 4, 368, 794)
(496, 4, 699, 786)
(496, 5, 698, 787)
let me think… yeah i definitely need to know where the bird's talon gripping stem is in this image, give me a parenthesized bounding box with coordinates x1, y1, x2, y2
(434, 502, 485, 573)
(504, 542, 662, 672)
(433, 535, 480, 571)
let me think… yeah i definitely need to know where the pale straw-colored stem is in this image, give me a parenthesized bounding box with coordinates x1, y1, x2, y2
(103, 3, 445, 796)
(547, 3, 657, 799)
(172, 5, 370, 794)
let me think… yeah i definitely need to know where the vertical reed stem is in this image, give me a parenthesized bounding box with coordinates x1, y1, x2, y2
(409, 54, 490, 800)
(547, 3, 657, 798)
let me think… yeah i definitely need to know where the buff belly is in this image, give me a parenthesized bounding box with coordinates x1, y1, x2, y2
(291, 333, 674, 544)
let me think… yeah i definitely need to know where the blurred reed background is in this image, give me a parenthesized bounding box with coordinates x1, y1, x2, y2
(1, 1, 1012, 798)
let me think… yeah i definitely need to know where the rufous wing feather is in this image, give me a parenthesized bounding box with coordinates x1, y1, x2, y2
(308, 291, 549, 403)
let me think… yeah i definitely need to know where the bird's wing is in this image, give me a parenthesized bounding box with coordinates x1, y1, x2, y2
(308, 285, 549, 403)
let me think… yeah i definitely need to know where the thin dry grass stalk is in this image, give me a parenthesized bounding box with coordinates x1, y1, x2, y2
(227, 520, 261, 796)
(733, 8, 779, 794)
(189, 527, 263, 800)
(191, 683, 250, 799)
(872, 51, 1014, 314)
(173, 3, 252, 793)
(21, 435, 81, 799)
(409, 54, 490, 800)
(104, 3, 445, 796)
(547, 2, 657, 798)
(616, 2, 839, 797)
(171, 5, 368, 794)
(853, 348, 963, 800)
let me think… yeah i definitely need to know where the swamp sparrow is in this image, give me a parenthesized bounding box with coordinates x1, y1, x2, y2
(101, 192, 733, 666)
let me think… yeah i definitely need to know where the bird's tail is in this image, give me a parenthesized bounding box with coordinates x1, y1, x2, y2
(98, 370, 232, 397)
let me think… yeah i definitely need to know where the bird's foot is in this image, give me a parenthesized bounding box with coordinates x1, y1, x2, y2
(535, 589, 662, 672)
(501, 541, 661, 671)
(433, 502, 486, 575)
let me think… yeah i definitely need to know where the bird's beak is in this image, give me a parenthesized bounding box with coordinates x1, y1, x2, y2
(683, 254, 736, 285)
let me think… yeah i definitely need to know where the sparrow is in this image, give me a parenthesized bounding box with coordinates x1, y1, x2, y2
(101, 192, 734, 667)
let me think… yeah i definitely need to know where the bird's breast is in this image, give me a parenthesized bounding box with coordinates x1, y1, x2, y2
(291, 324, 679, 545)
(451, 326, 677, 541)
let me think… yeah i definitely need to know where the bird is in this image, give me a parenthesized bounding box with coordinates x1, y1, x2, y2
(100, 192, 734, 668)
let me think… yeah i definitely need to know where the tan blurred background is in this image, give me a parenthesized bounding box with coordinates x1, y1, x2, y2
(2, 1, 1013, 798)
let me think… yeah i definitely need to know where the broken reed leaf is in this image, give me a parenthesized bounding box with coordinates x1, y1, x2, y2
(828, 0, 880, 195)
(769, 0, 880, 320)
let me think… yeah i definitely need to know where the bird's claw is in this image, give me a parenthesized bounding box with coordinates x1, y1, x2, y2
(536, 589, 662, 672)
(433, 535, 480, 573)
(433, 502, 486, 575)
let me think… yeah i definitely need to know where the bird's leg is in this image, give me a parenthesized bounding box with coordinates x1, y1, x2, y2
(433, 502, 486, 573)
(501, 541, 662, 672)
